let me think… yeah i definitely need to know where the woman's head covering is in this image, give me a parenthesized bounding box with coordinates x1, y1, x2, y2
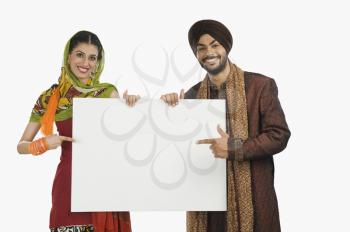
(38, 31, 115, 135)
(61, 34, 105, 92)
(188, 19, 233, 55)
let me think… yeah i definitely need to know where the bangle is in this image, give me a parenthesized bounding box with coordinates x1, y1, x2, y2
(29, 138, 49, 156)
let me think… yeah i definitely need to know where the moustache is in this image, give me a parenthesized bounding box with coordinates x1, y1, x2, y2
(202, 55, 220, 62)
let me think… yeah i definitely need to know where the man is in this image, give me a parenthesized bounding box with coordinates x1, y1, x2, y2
(161, 19, 290, 232)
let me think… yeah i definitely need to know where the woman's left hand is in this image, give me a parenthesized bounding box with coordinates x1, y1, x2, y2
(123, 90, 141, 107)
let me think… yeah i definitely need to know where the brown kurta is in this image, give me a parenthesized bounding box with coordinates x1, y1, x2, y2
(185, 72, 291, 232)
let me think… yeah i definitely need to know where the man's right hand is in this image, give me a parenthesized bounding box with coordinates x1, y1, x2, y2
(160, 89, 185, 106)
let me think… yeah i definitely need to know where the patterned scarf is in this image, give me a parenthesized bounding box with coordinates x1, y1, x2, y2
(187, 63, 254, 232)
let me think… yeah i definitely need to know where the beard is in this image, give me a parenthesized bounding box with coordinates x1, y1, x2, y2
(199, 54, 228, 75)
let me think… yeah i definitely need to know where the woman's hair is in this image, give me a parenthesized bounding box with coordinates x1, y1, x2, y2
(68, 30, 103, 60)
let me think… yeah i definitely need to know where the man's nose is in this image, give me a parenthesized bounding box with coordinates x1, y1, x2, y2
(206, 46, 215, 56)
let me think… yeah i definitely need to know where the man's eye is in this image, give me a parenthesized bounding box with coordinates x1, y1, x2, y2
(212, 44, 219, 48)
(197, 47, 205, 51)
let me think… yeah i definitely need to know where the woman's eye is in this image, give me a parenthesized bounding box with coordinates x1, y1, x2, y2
(89, 56, 97, 61)
(76, 53, 84, 58)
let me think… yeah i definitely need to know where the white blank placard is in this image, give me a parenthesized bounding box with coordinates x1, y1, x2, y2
(72, 98, 226, 211)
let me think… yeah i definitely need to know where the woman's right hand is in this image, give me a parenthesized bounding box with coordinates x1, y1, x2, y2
(45, 134, 73, 150)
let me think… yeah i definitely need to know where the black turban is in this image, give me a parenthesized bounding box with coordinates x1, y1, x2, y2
(188, 19, 233, 55)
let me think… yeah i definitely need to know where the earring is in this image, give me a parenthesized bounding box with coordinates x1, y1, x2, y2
(90, 69, 97, 78)
(91, 64, 98, 76)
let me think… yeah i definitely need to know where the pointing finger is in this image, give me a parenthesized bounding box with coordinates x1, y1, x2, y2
(60, 136, 73, 142)
(197, 139, 216, 144)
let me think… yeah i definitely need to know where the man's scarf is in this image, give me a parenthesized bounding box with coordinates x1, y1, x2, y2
(187, 63, 254, 232)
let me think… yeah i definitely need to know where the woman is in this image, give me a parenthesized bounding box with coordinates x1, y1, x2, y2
(17, 31, 138, 232)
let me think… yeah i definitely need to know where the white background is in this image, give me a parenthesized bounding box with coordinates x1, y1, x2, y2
(1, 0, 349, 231)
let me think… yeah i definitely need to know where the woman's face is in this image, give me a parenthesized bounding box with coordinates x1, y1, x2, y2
(68, 42, 99, 84)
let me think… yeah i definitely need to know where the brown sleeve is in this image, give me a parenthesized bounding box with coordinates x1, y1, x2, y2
(228, 78, 291, 161)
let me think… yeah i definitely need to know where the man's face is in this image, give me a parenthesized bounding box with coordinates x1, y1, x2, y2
(196, 34, 228, 75)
